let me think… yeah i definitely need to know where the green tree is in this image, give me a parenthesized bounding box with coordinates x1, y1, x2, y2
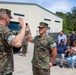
(56, 12, 68, 32)
(66, 7, 76, 31)
(56, 7, 76, 32)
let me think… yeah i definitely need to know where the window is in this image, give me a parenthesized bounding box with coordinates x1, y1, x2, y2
(55, 20, 60, 23)
(44, 18, 51, 21)
(14, 13, 25, 17)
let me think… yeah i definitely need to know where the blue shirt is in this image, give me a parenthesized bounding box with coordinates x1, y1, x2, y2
(57, 44, 67, 54)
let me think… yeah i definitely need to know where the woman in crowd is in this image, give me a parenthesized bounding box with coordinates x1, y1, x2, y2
(65, 39, 76, 69)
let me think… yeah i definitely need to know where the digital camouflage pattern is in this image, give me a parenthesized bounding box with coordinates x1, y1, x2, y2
(32, 35, 54, 69)
(32, 66, 50, 75)
(0, 24, 14, 75)
(22, 36, 28, 56)
(22, 30, 31, 56)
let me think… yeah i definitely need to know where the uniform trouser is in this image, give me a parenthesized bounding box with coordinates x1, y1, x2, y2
(32, 66, 50, 75)
(66, 55, 76, 68)
(22, 44, 28, 55)
(54, 53, 65, 65)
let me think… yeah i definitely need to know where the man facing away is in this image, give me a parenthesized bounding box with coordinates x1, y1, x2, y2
(26, 22, 57, 75)
(0, 8, 26, 75)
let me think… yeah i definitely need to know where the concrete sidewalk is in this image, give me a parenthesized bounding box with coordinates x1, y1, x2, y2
(13, 42, 76, 75)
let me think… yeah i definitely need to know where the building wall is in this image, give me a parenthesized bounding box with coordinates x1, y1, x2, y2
(0, 2, 63, 37)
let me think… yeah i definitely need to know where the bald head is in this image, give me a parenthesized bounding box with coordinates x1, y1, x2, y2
(72, 31, 75, 35)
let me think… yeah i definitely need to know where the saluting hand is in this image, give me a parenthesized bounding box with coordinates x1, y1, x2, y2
(18, 17, 25, 28)
(25, 24, 30, 32)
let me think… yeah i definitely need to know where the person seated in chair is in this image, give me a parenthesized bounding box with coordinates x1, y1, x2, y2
(65, 39, 76, 69)
(53, 39, 67, 68)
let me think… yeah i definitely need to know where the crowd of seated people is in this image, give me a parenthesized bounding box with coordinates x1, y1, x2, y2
(53, 31, 76, 69)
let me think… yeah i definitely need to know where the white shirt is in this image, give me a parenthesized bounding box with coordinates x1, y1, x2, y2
(58, 34, 67, 44)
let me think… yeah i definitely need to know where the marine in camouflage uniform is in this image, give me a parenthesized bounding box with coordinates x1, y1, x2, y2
(0, 25, 14, 75)
(27, 22, 57, 75)
(22, 34, 28, 56)
(32, 35, 56, 75)
(0, 8, 26, 75)
(22, 25, 31, 56)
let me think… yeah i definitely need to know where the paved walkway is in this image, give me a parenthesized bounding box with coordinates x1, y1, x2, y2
(13, 42, 76, 75)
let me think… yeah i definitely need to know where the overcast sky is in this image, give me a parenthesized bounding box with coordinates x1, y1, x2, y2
(0, 0, 76, 13)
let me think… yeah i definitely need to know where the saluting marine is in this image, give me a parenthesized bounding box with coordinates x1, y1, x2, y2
(0, 8, 26, 75)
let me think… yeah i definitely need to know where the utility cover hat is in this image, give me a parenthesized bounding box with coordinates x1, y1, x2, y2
(38, 22, 48, 28)
(0, 8, 12, 19)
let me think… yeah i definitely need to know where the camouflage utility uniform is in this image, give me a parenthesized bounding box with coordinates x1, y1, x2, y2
(0, 24, 15, 75)
(22, 36, 28, 56)
(32, 35, 56, 75)
(22, 30, 31, 56)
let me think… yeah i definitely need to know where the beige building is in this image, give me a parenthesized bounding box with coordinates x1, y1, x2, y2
(0, 2, 63, 37)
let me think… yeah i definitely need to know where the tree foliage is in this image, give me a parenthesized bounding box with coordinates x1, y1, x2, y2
(55, 7, 76, 32)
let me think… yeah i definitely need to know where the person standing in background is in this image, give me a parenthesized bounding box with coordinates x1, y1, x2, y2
(58, 31, 67, 45)
(22, 33, 28, 56)
(22, 23, 31, 56)
(70, 31, 76, 46)
(66, 33, 70, 46)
